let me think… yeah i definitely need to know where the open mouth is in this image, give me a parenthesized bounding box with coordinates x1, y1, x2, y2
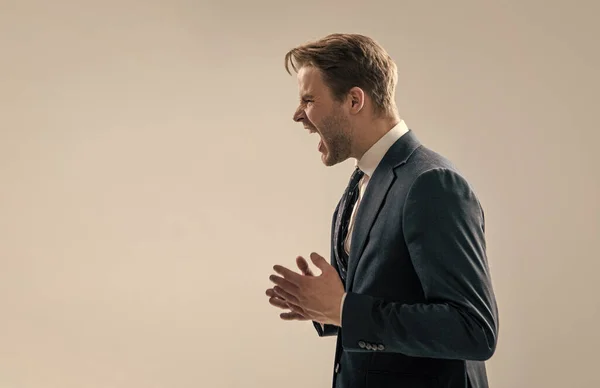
(305, 127, 324, 151)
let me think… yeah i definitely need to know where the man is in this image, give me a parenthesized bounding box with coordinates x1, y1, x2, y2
(265, 33, 499, 388)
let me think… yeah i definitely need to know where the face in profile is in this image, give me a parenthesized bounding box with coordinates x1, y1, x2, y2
(293, 66, 353, 166)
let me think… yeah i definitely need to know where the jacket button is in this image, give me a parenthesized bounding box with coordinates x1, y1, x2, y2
(358, 341, 366, 348)
(335, 363, 340, 373)
(377, 344, 385, 351)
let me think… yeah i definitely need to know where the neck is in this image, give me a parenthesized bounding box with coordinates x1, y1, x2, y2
(352, 116, 400, 160)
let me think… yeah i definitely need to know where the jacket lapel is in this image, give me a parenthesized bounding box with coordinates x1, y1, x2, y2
(344, 130, 422, 291)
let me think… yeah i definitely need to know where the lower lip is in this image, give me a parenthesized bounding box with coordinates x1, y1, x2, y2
(318, 139, 324, 151)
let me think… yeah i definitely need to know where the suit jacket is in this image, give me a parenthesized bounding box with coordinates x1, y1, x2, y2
(314, 130, 499, 388)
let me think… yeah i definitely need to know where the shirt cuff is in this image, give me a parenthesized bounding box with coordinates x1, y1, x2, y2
(320, 292, 347, 329)
(340, 292, 347, 326)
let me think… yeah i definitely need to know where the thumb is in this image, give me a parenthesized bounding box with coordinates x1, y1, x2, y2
(310, 252, 330, 272)
(296, 256, 314, 276)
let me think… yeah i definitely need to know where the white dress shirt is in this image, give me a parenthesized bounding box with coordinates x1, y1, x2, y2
(337, 120, 409, 324)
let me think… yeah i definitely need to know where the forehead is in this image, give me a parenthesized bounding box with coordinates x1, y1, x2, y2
(297, 66, 327, 95)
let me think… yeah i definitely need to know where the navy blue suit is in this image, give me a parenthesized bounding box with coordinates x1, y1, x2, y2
(314, 130, 499, 388)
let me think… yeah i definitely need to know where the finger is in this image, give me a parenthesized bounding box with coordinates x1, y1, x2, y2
(268, 286, 300, 308)
(273, 265, 303, 285)
(273, 285, 300, 304)
(267, 286, 304, 308)
(268, 296, 290, 310)
(269, 274, 300, 296)
(310, 252, 330, 272)
(266, 288, 288, 305)
(265, 288, 276, 298)
(280, 311, 307, 321)
(284, 302, 309, 318)
(296, 256, 314, 276)
(286, 301, 306, 314)
(266, 288, 286, 299)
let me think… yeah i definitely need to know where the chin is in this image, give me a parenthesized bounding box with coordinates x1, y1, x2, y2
(319, 141, 340, 166)
(319, 145, 331, 164)
(321, 152, 337, 167)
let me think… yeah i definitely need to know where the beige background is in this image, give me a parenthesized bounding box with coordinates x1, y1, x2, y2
(1, 0, 598, 387)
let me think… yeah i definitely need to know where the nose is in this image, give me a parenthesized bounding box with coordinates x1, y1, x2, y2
(293, 106, 305, 123)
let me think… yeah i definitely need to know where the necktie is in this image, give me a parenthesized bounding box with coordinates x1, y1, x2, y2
(333, 167, 365, 283)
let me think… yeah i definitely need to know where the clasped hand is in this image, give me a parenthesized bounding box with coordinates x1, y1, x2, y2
(265, 252, 345, 326)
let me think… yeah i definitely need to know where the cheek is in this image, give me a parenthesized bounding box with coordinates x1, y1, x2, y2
(305, 107, 319, 126)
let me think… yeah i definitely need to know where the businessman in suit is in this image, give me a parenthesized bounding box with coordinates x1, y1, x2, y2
(265, 33, 499, 388)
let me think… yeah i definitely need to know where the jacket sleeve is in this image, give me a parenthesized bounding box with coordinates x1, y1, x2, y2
(313, 199, 342, 338)
(313, 321, 339, 337)
(340, 167, 499, 360)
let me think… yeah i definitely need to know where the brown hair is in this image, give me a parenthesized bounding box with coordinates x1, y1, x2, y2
(284, 33, 398, 117)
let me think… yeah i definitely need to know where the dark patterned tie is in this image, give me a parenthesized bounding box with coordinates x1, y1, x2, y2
(333, 166, 365, 283)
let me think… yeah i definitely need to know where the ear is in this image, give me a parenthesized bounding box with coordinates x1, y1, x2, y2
(347, 87, 365, 115)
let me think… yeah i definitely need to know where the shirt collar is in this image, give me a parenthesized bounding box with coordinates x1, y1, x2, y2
(356, 120, 409, 177)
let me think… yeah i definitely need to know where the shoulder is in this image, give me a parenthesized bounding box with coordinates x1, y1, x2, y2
(401, 143, 459, 177)
(400, 145, 481, 206)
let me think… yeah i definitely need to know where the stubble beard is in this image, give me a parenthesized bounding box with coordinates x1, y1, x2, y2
(320, 111, 353, 167)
